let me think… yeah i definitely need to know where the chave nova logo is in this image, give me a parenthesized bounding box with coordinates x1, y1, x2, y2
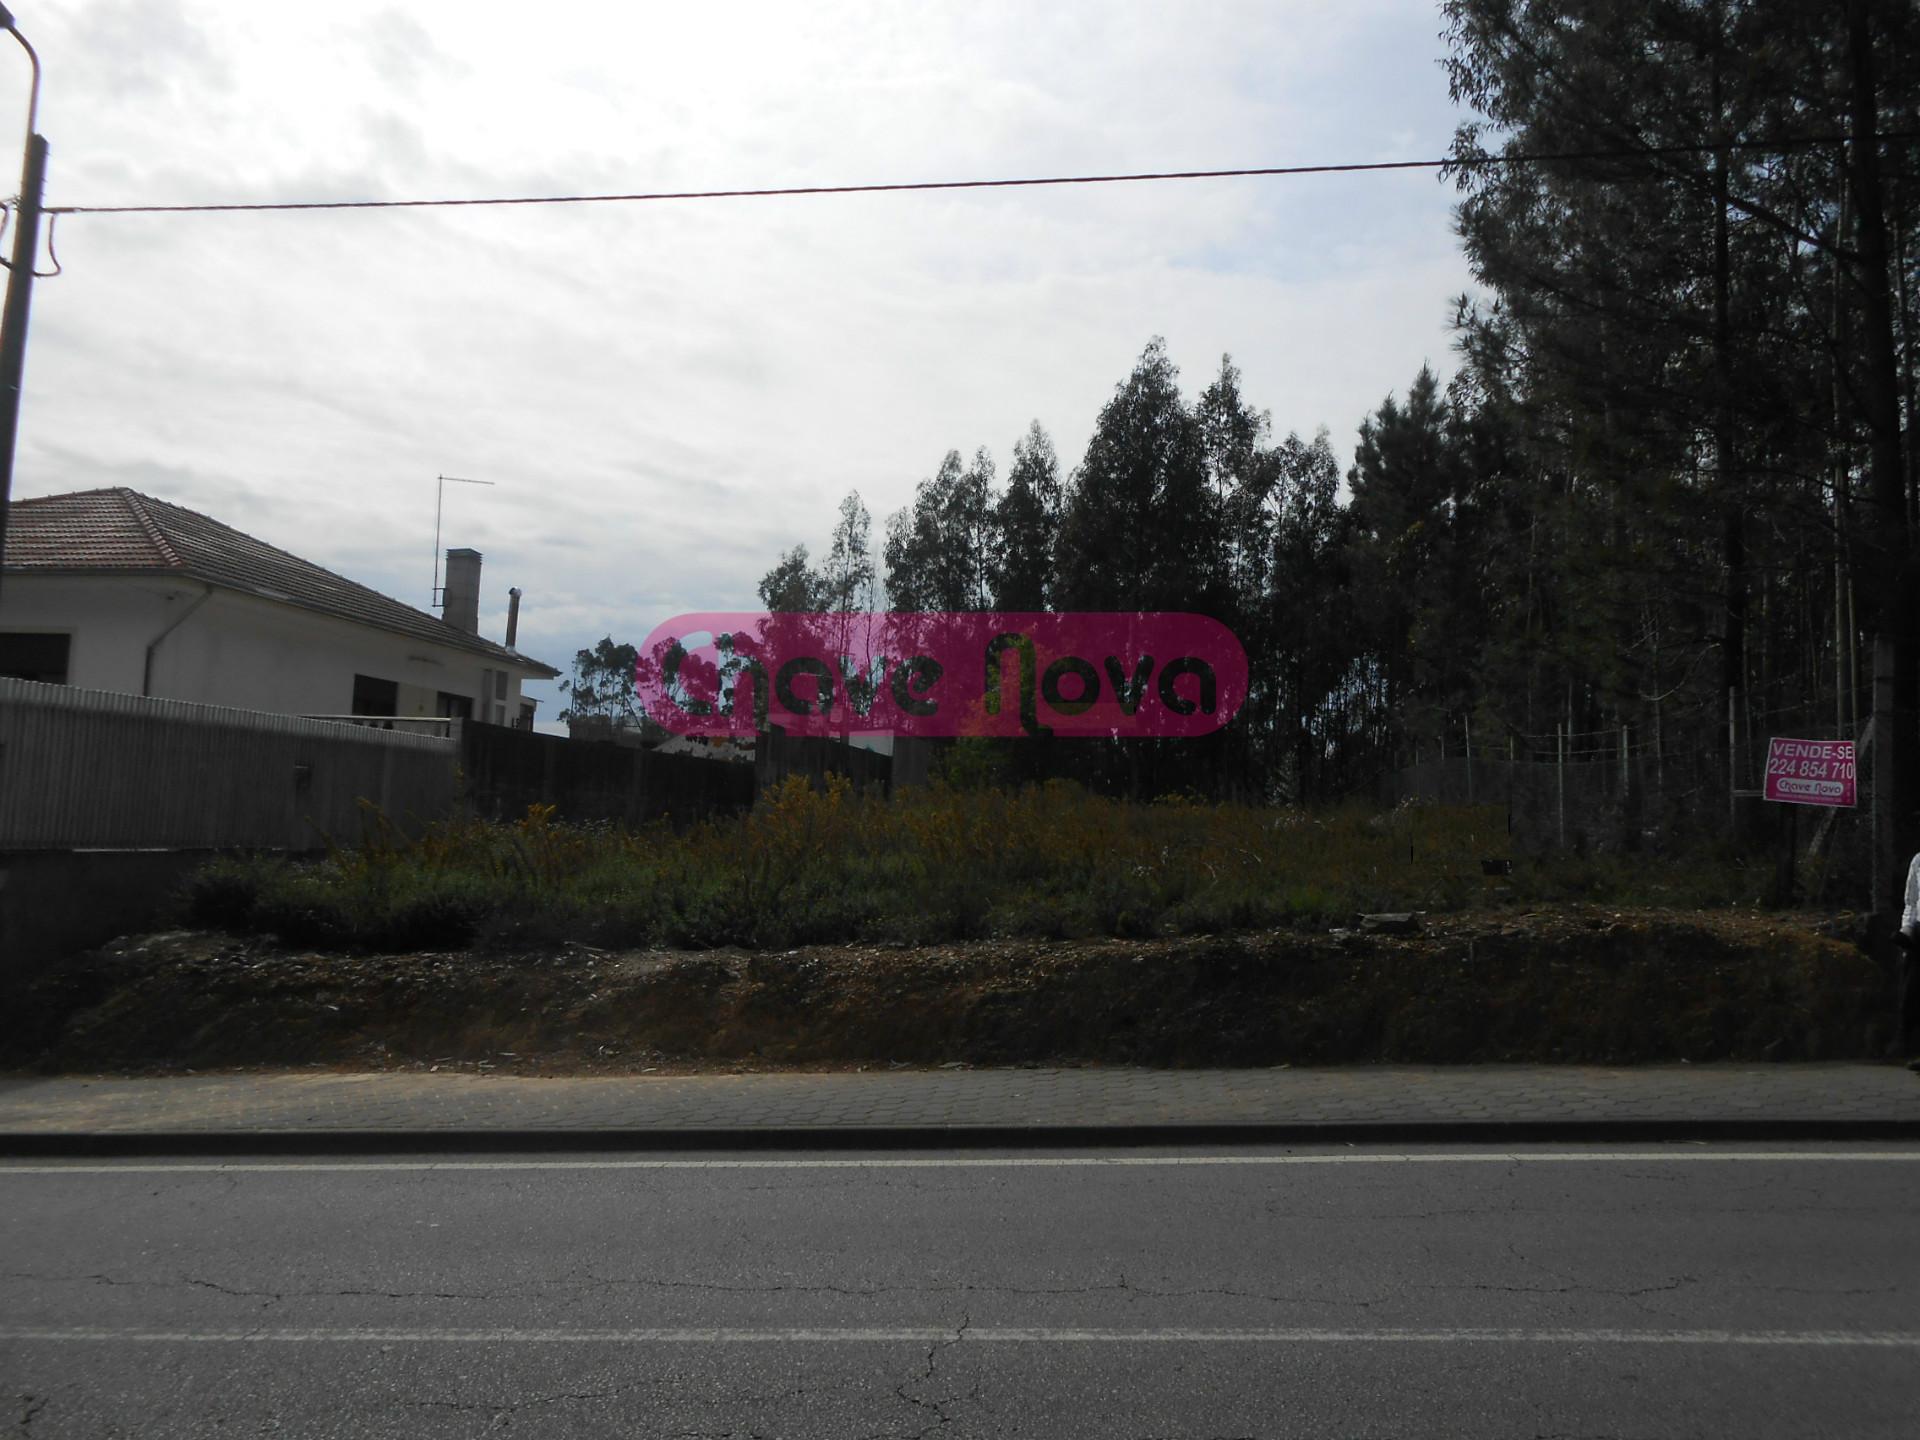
(635, 613, 1248, 738)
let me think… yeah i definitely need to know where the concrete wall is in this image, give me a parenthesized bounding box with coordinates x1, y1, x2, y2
(0, 848, 213, 985)
(0, 573, 189, 693)
(0, 573, 543, 722)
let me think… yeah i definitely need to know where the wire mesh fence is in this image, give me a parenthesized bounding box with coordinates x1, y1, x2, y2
(1377, 720, 1873, 906)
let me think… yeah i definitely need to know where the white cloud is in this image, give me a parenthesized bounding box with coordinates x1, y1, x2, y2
(5, 0, 1474, 720)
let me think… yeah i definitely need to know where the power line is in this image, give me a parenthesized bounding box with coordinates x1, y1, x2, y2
(44, 131, 1910, 218)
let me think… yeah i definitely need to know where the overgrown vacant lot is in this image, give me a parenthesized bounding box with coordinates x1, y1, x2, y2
(184, 781, 1766, 954)
(9, 788, 1881, 1074)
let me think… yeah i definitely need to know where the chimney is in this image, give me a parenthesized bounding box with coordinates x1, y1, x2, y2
(443, 547, 482, 634)
(506, 587, 522, 648)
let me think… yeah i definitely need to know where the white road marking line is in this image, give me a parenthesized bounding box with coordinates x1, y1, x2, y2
(1, 1326, 1915, 1346)
(1, 1150, 1918, 1175)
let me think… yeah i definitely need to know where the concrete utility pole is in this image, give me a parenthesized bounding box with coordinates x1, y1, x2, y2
(0, 4, 47, 607)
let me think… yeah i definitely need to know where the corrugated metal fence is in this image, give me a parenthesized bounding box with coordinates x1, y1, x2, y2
(461, 723, 756, 827)
(754, 724, 894, 795)
(0, 678, 458, 850)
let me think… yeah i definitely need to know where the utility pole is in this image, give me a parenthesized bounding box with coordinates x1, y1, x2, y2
(0, 4, 46, 607)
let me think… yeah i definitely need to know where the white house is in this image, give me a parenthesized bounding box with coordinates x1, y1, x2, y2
(0, 488, 558, 726)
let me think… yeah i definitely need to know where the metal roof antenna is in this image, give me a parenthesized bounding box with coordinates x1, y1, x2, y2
(431, 473, 495, 610)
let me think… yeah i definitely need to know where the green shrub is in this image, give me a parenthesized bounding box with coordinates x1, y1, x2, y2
(183, 856, 274, 931)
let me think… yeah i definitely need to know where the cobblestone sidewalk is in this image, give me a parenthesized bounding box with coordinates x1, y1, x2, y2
(3, 1064, 1918, 1142)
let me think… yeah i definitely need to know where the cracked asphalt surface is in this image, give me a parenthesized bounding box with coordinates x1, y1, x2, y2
(2, 1144, 1917, 1437)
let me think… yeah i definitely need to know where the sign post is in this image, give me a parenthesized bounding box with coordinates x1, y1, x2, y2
(1764, 737, 1856, 906)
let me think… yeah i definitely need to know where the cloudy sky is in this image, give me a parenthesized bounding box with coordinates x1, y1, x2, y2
(5, 0, 1475, 726)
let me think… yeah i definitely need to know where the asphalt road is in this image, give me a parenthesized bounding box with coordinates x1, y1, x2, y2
(3, 1144, 1917, 1438)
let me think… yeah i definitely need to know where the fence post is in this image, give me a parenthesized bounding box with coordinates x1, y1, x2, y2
(1619, 723, 1628, 797)
(1728, 687, 1738, 837)
(1507, 733, 1514, 836)
(1557, 723, 1566, 848)
(1465, 714, 1473, 805)
(541, 728, 558, 813)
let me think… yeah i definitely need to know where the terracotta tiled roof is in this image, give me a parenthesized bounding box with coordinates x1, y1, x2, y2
(5, 488, 559, 677)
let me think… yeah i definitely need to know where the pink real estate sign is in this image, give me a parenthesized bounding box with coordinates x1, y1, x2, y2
(1763, 737, 1857, 808)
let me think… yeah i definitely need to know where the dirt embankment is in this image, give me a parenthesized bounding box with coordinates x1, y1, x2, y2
(2, 907, 1895, 1074)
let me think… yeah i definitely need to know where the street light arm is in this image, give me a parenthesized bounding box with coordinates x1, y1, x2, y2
(0, 15, 39, 142)
(0, 16, 41, 278)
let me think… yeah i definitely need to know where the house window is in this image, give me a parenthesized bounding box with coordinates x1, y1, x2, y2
(0, 632, 72, 684)
(435, 691, 473, 720)
(494, 670, 508, 701)
(351, 673, 398, 717)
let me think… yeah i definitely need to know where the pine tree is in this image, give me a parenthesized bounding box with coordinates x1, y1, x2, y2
(990, 421, 1064, 611)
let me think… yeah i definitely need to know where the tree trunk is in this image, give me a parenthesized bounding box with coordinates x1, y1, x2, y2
(1711, 22, 1747, 771)
(1847, 0, 1916, 917)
